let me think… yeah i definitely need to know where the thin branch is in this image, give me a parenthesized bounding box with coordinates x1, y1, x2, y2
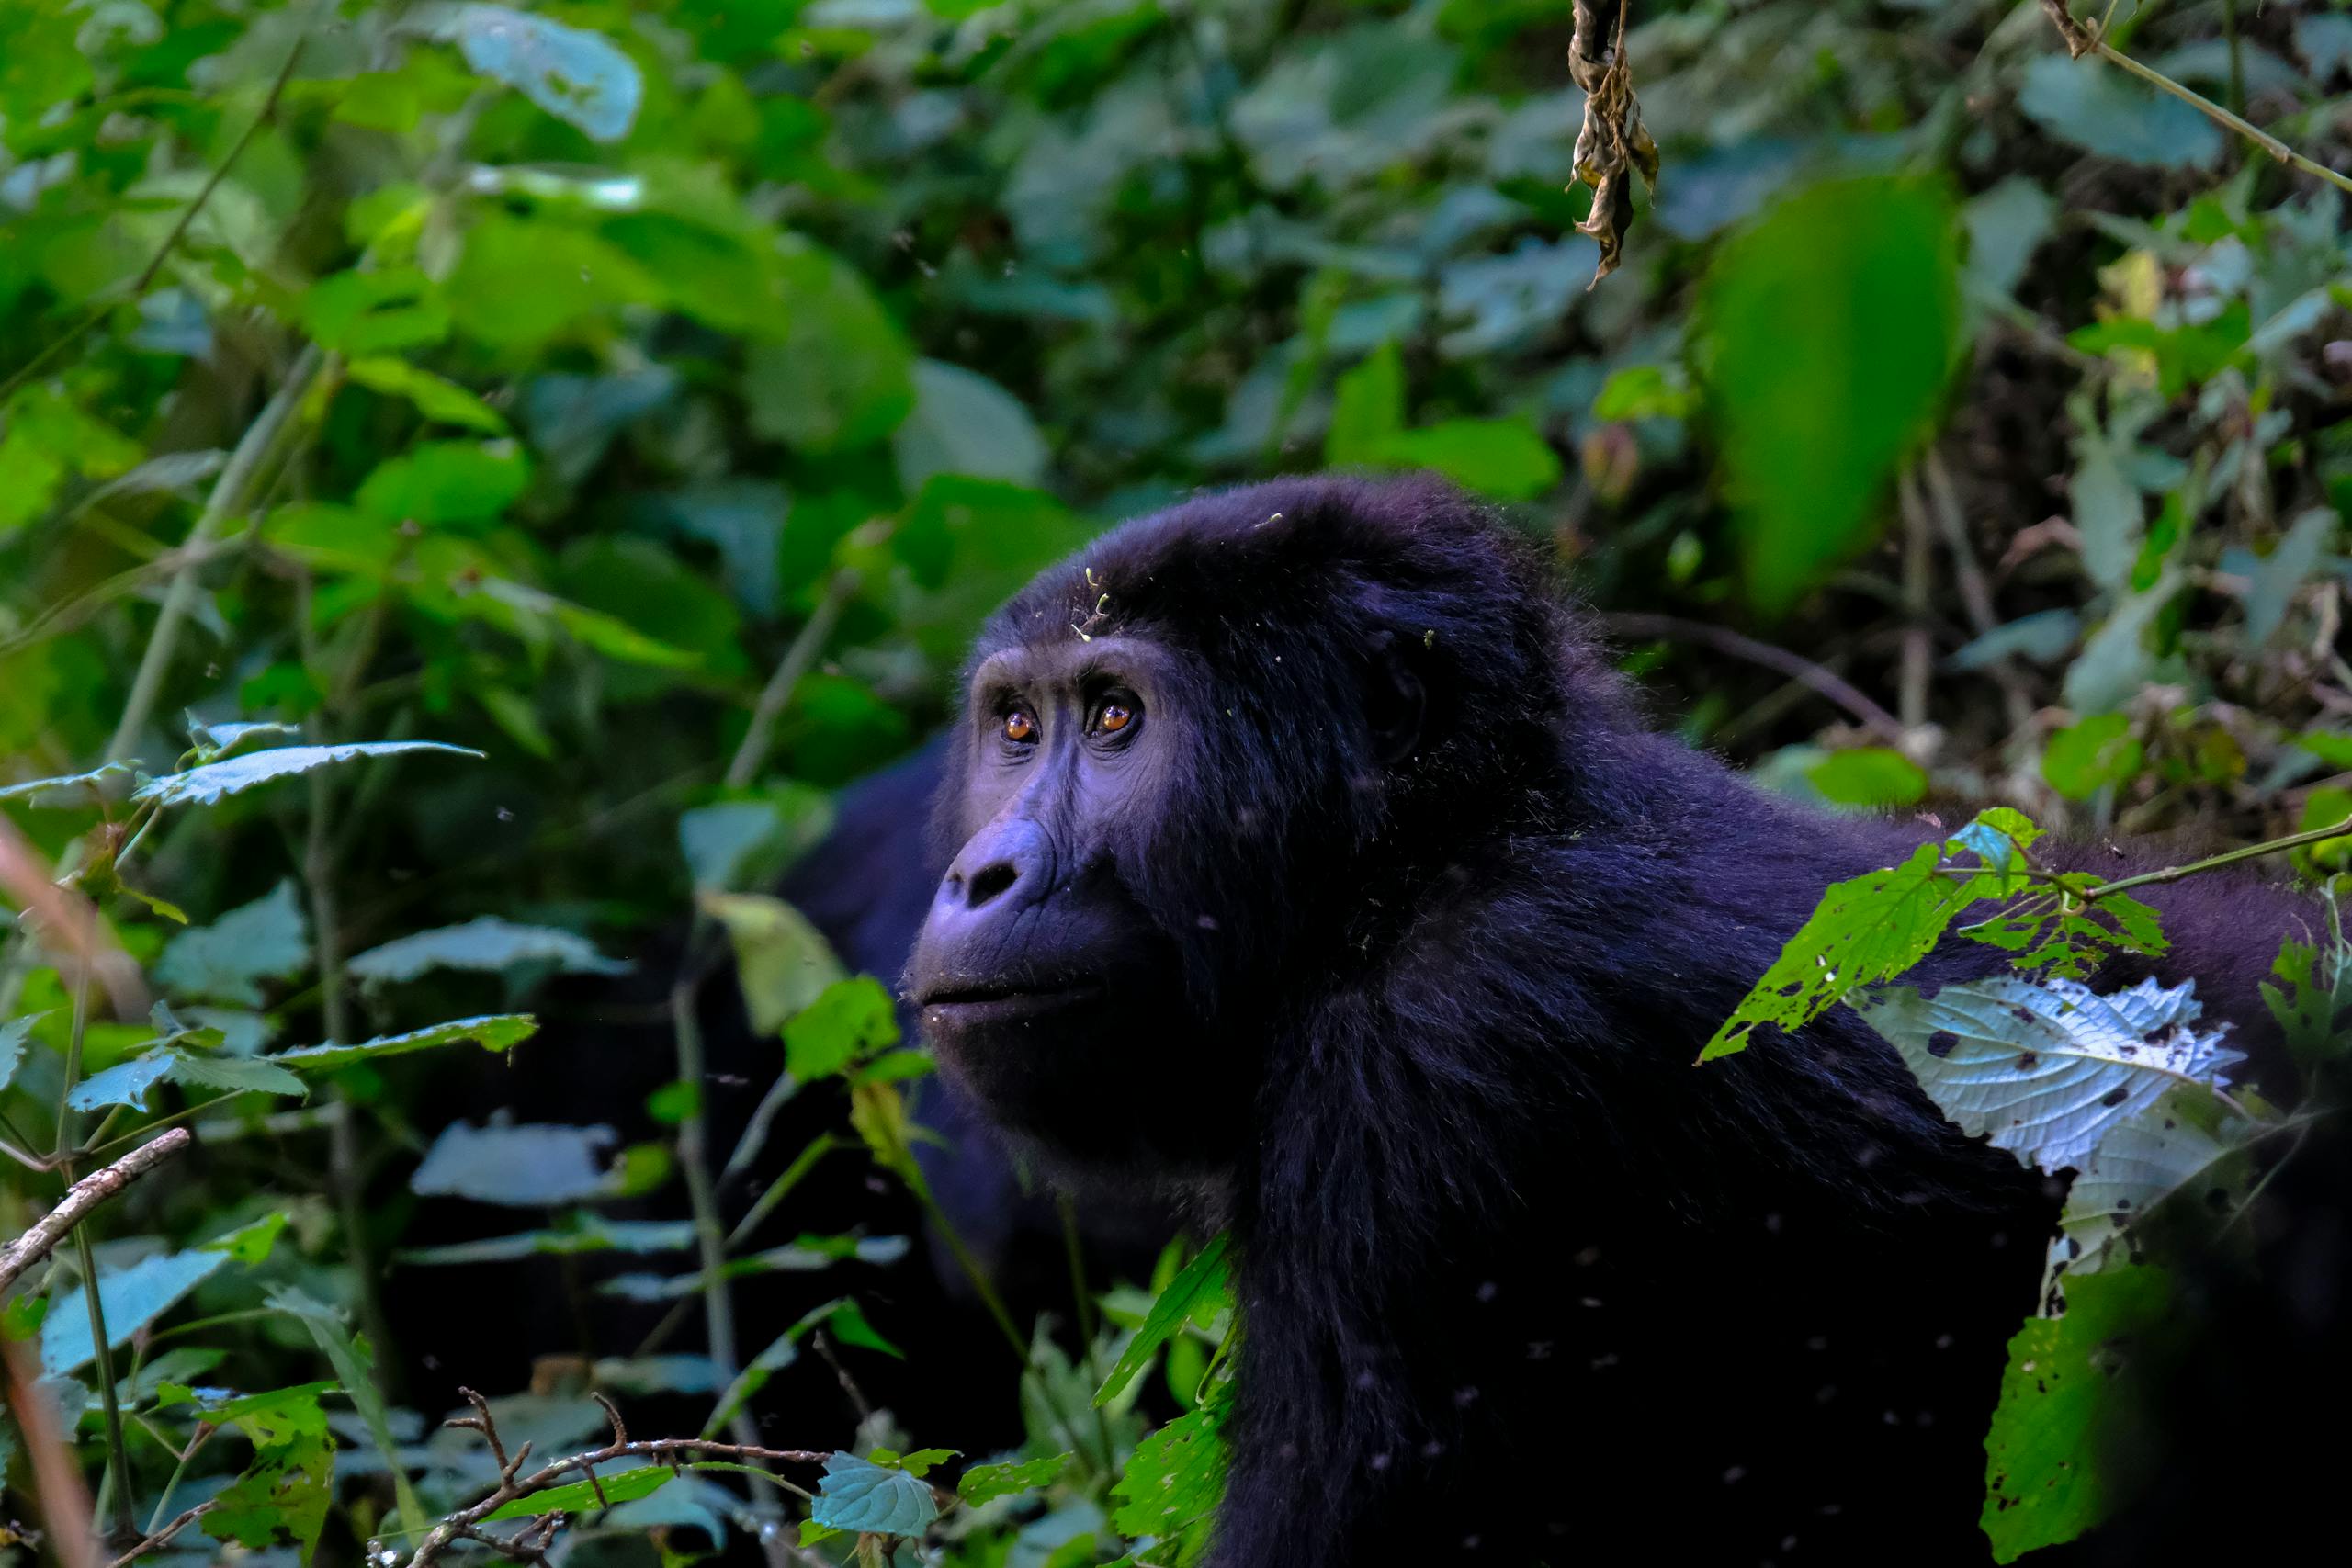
(105, 1502, 218, 1568)
(402, 1391, 829, 1567)
(106, 343, 329, 761)
(2038, 2, 2352, 197)
(725, 570, 859, 790)
(0, 1128, 192, 1294)
(0, 36, 308, 405)
(1601, 612, 1905, 739)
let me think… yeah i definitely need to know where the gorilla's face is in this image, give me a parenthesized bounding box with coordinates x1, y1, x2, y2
(907, 634, 1226, 1177)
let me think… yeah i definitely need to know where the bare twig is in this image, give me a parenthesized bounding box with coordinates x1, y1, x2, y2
(104, 1502, 218, 1568)
(403, 1391, 829, 1567)
(725, 570, 859, 790)
(1602, 613, 1905, 739)
(2037, 2, 2352, 197)
(0, 1129, 192, 1294)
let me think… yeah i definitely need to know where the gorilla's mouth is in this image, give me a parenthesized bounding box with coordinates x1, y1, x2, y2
(917, 979, 1102, 1026)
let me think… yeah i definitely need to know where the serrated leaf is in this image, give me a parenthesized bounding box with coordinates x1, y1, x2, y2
(1981, 1267, 2174, 1562)
(1110, 1399, 1227, 1542)
(270, 1013, 537, 1072)
(1097, 1235, 1230, 1408)
(2049, 1091, 2248, 1291)
(0, 1014, 34, 1093)
(1853, 976, 2243, 1172)
(411, 1119, 616, 1205)
(347, 918, 627, 984)
(785, 976, 899, 1080)
(481, 1466, 673, 1520)
(398, 1214, 694, 1265)
(155, 881, 310, 1006)
(170, 1053, 308, 1100)
(959, 1452, 1073, 1506)
(134, 742, 483, 807)
(64, 1051, 177, 1111)
(810, 1451, 938, 1537)
(0, 761, 143, 807)
(42, 1250, 229, 1375)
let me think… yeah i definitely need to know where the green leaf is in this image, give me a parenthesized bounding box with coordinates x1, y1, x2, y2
(1805, 748, 1928, 808)
(2041, 715, 2144, 802)
(356, 440, 531, 526)
(270, 1013, 537, 1072)
(169, 1052, 308, 1100)
(2063, 566, 2186, 716)
(1377, 418, 1560, 502)
(811, 1451, 939, 1537)
(203, 1213, 290, 1266)
(703, 894, 849, 1035)
(2018, 54, 2222, 169)
(481, 1466, 673, 1520)
(2051, 1089, 2250, 1293)
(958, 1452, 1073, 1506)
(410, 1119, 615, 1205)
(743, 239, 916, 455)
(134, 742, 483, 807)
(300, 268, 449, 356)
(1110, 1398, 1227, 1544)
(399, 1214, 694, 1266)
(680, 791, 836, 893)
(785, 976, 900, 1079)
(1981, 1268, 2176, 1562)
(1592, 364, 1697, 422)
(1700, 177, 1961, 616)
(1851, 976, 2245, 1172)
(266, 1288, 426, 1532)
(201, 1387, 334, 1557)
(347, 918, 626, 984)
(0, 1014, 34, 1093)
(435, 4, 643, 142)
(1096, 1235, 1230, 1408)
(345, 357, 510, 434)
(2291, 731, 2352, 772)
(42, 1250, 229, 1375)
(1702, 812, 2036, 1062)
(1326, 344, 1406, 466)
(892, 359, 1048, 492)
(156, 881, 310, 1006)
(870, 1446, 958, 1479)
(0, 761, 142, 807)
(446, 214, 662, 349)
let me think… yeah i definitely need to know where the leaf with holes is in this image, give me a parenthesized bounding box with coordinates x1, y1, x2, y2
(482, 1466, 673, 1521)
(959, 1452, 1073, 1507)
(1851, 976, 2243, 1172)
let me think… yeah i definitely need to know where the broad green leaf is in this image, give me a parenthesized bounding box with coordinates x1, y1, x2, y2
(1981, 1268, 2176, 1562)
(65, 1052, 178, 1111)
(1702, 819, 2023, 1063)
(2062, 566, 2185, 716)
(743, 239, 916, 455)
(398, 1215, 694, 1265)
(1326, 343, 1405, 465)
(2018, 54, 2222, 169)
(959, 1452, 1073, 1506)
(356, 440, 530, 526)
(345, 357, 509, 434)
(0, 761, 142, 807)
(810, 1451, 938, 1537)
(1593, 364, 1697, 422)
(445, 215, 662, 348)
(202, 1399, 334, 1557)
(1805, 748, 1928, 809)
(347, 918, 627, 984)
(155, 881, 310, 1006)
(1377, 418, 1560, 502)
(410, 1119, 615, 1205)
(1110, 1398, 1227, 1543)
(680, 791, 835, 893)
(1096, 1235, 1230, 1408)
(1851, 976, 2244, 1172)
(300, 268, 448, 356)
(892, 359, 1048, 492)
(703, 894, 849, 1035)
(2291, 731, 2352, 771)
(2041, 715, 2143, 802)
(435, 4, 643, 142)
(134, 742, 483, 807)
(2048, 1089, 2249, 1293)
(42, 1250, 229, 1375)
(481, 1466, 673, 1520)
(168, 1052, 308, 1100)
(1699, 177, 1960, 616)
(271, 1013, 537, 1071)
(785, 976, 899, 1080)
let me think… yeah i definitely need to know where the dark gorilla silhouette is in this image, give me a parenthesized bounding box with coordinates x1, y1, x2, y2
(865, 473, 2317, 1567)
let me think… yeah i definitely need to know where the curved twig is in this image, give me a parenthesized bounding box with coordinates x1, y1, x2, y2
(0, 1129, 191, 1294)
(1602, 612, 1906, 739)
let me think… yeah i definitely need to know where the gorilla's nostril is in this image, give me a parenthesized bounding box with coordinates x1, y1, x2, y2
(967, 860, 1021, 908)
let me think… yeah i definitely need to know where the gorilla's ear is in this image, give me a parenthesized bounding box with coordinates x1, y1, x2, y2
(1363, 629, 1427, 766)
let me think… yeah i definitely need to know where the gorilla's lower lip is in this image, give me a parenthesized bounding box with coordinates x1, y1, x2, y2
(919, 982, 1101, 1024)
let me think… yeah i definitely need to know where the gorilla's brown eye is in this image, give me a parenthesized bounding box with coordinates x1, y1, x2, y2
(1094, 701, 1134, 735)
(1002, 710, 1036, 744)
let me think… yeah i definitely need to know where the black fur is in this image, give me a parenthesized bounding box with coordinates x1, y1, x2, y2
(881, 474, 2314, 1565)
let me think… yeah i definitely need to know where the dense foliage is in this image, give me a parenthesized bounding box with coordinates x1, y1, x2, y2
(4, 1, 2352, 1563)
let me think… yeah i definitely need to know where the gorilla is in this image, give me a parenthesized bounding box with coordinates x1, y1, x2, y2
(865, 473, 2314, 1565)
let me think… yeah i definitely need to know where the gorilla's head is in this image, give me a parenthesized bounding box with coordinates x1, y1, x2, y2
(905, 476, 1592, 1181)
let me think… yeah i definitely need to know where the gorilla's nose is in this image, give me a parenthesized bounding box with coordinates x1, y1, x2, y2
(939, 817, 1047, 919)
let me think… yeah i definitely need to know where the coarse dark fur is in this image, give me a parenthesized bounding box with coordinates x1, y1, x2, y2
(888, 474, 2315, 1566)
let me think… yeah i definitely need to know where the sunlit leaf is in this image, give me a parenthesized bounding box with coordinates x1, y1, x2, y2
(134, 742, 483, 807)
(411, 1118, 615, 1205)
(271, 1013, 537, 1071)
(703, 893, 848, 1035)
(347, 918, 627, 984)
(959, 1452, 1072, 1506)
(42, 1250, 229, 1375)
(432, 4, 643, 141)
(481, 1466, 673, 1520)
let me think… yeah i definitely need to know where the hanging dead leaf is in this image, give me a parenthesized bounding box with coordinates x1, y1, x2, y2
(1568, 0, 1660, 288)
